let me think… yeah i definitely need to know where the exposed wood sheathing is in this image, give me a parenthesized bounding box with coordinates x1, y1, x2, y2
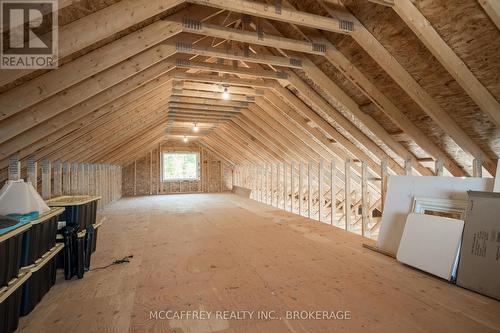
(326, 0, 500, 174)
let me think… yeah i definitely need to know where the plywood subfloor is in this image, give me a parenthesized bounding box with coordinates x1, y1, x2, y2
(18, 194, 500, 333)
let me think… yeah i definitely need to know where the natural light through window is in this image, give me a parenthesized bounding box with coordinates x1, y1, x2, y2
(162, 152, 199, 181)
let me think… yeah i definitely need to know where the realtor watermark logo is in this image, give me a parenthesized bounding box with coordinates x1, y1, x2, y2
(0, 0, 58, 69)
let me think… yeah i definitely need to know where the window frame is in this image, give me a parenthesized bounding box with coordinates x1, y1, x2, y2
(161, 151, 200, 182)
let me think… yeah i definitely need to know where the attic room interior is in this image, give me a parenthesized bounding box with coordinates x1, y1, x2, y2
(0, 0, 500, 332)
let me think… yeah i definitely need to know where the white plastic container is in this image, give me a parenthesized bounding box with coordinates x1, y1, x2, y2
(0, 180, 50, 216)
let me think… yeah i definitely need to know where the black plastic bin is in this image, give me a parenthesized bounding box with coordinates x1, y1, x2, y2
(20, 207, 64, 268)
(20, 243, 64, 316)
(82, 200, 98, 230)
(90, 222, 102, 254)
(84, 225, 94, 270)
(46, 196, 101, 231)
(0, 220, 31, 288)
(0, 271, 31, 333)
(57, 227, 86, 280)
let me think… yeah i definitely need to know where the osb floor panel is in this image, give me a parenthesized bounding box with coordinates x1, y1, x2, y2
(18, 194, 500, 333)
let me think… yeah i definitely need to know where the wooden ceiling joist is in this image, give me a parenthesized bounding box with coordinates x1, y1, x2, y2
(169, 102, 245, 112)
(169, 16, 466, 176)
(176, 81, 262, 95)
(170, 89, 252, 101)
(174, 73, 272, 88)
(171, 59, 289, 80)
(169, 49, 413, 178)
(175, 18, 447, 175)
(177, 19, 327, 55)
(173, 43, 304, 69)
(169, 96, 251, 107)
(185, 0, 354, 34)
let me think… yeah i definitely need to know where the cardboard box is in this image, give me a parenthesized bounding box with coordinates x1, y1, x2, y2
(456, 191, 500, 300)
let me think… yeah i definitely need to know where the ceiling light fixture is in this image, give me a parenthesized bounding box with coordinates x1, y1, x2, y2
(183, 135, 188, 143)
(192, 123, 199, 132)
(222, 86, 230, 100)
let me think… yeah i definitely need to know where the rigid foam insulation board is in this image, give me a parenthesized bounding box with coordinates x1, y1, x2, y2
(397, 213, 464, 281)
(377, 176, 493, 256)
(457, 191, 500, 300)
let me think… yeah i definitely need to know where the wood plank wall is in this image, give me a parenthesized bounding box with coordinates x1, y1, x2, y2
(122, 141, 233, 196)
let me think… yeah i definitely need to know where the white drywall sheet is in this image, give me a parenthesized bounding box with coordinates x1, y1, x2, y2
(377, 176, 493, 256)
(397, 213, 464, 281)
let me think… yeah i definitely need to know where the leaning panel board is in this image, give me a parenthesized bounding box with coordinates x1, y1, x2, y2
(397, 213, 464, 281)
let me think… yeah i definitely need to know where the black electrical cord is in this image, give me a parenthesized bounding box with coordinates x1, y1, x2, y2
(90, 255, 133, 272)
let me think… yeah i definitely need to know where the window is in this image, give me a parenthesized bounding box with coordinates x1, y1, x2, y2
(162, 152, 199, 181)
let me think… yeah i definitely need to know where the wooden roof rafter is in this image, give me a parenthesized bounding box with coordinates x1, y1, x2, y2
(368, 0, 500, 127)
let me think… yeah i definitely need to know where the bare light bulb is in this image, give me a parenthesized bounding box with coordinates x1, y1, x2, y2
(222, 87, 230, 100)
(193, 123, 199, 132)
(183, 136, 188, 142)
